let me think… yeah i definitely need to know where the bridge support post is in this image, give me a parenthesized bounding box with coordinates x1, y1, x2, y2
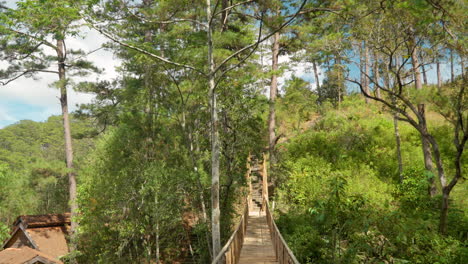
(261, 153, 268, 210)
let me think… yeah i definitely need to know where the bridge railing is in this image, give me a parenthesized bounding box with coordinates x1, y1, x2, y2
(263, 195, 300, 264)
(211, 197, 249, 264)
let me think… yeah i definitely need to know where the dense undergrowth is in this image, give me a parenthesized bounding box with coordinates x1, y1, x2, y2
(274, 95, 468, 263)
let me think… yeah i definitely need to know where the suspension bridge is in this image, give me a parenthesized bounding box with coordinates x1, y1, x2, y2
(212, 155, 299, 264)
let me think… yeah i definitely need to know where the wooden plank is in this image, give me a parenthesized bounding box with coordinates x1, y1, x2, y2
(238, 213, 278, 264)
(216, 155, 299, 264)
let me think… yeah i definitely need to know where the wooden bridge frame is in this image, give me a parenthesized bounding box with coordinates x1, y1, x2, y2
(211, 154, 300, 264)
(263, 194, 300, 264)
(211, 197, 250, 264)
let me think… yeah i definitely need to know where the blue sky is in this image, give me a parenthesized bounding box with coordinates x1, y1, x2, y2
(0, 50, 115, 128)
(0, 0, 118, 128)
(0, 101, 48, 128)
(352, 64, 461, 94)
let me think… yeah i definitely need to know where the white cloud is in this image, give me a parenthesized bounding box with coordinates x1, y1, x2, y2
(258, 45, 324, 97)
(3, 0, 16, 8)
(277, 53, 324, 90)
(1, 76, 58, 106)
(0, 21, 120, 127)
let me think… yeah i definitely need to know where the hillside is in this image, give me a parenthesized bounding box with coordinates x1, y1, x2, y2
(0, 116, 96, 242)
(273, 94, 468, 263)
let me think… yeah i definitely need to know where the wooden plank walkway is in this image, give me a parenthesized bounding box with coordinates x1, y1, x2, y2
(212, 156, 298, 264)
(238, 209, 278, 264)
(239, 185, 279, 264)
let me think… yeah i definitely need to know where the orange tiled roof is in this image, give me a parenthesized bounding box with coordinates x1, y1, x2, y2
(27, 226, 70, 259)
(2, 213, 71, 260)
(14, 213, 71, 228)
(0, 247, 63, 264)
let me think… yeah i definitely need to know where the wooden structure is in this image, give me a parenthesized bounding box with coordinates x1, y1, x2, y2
(261, 153, 269, 212)
(0, 247, 63, 264)
(238, 213, 277, 263)
(263, 195, 299, 264)
(211, 198, 250, 264)
(1, 213, 70, 263)
(212, 154, 299, 264)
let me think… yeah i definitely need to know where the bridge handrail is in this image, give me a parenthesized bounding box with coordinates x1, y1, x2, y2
(211, 197, 249, 264)
(263, 195, 300, 264)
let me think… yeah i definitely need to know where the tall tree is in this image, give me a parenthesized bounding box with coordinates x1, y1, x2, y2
(204, 0, 222, 255)
(312, 60, 321, 91)
(409, 29, 436, 196)
(269, 30, 279, 167)
(373, 51, 381, 99)
(82, 0, 307, 259)
(346, 0, 467, 234)
(450, 49, 454, 82)
(0, 0, 98, 255)
(288, 1, 346, 106)
(360, 41, 369, 103)
(437, 59, 442, 90)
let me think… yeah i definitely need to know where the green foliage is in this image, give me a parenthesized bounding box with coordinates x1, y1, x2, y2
(0, 0, 466, 262)
(277, 76, 317, 132)
(275, 97, 468, 263)
(76, 117, 195, 262)
(0, 162, 35, 231)
(319, 63, 346, 106)
(0, 117, 95, 226)
(0, 221, 9, 248)
(276, 214, 325, 261)
(394, 166, 433, 211)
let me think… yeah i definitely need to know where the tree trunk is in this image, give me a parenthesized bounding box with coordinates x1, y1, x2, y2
(142, 1, 158, 260)
(336, 56, 343, 107)
(269, 31, 279, 166)
(411, 44, 423, 90)
(337, 86, 342, 107)
(439, 189, 449, 234)
(461, 56, 465, 79)
(440, 131, 468, 234)
(424, 134, 448, 234)
(437, 61, 442, 91)
(418, 106, 437, 196)
(365, 42, 370, 98)
(422, 63, 428, 85)
(393, 114, 403, 182)
(221, 0, 229, 31)
(261, 153, 269, 209)
(360, 42, 369, 103)
(373, 52, 381, 99)
(155, 197, 160, 262)
(411, 42, 436, 196)
(188, 123, 213, 258)
(450, 49, 454, 82)
(312, 60, 320, 92)
(392, 92, 403, 183)
(206, 0, 221, 258)
(57, 39, 77, 255)
(386, 62, 403, 182)
(423, 137, 436, 196)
